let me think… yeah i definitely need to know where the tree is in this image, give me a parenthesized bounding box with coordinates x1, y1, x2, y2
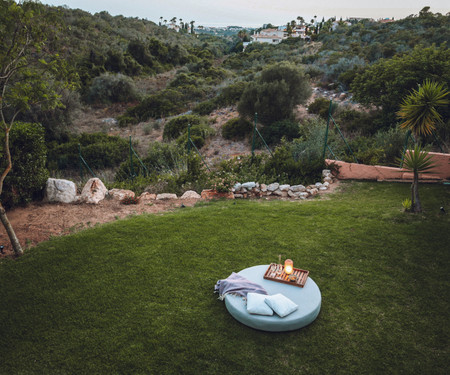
(0, 0, 72, 256)
(351, 44, 450, 127)
(238, 61, 311, 125)
(397, 80, 449, 140)
(190, 21, 195, 34)
(400, 145, 436, 213)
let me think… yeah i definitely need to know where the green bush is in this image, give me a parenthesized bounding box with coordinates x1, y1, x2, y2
(125, 89, 186, 123)
(263, 141, 326, 185)
(258, 120, 300, 146)
(222, 118, 253, 140)
(307, 97, 337, 119)
(193, 100, 217, 115)
(0, 123, 49, 208)
(163, 115, 206, 141)
(86, 73, 140, 104)
(216, 81, 248, 106)
(47, 133, 129, 171)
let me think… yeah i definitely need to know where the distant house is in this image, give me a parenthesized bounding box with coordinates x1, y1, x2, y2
(166, 22, 180, 32)
(250, 25, 307, 45)
(378, 18, 395, 23)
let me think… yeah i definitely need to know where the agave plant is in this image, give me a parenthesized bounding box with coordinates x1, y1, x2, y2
(400, 144, 436, 213)
(397, 80, 449, 138)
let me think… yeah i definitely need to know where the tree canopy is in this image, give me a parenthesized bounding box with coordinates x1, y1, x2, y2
(237, 61, 311, 125)
(0, 0, 74, 255)
(350, 44, 450, 126)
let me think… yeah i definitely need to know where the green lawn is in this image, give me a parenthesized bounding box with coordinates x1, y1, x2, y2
(0, 181, 449, 374)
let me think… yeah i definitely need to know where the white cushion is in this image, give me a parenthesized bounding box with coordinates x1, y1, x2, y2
(246, 293, 273, 315)
(264, 293, 298, 317)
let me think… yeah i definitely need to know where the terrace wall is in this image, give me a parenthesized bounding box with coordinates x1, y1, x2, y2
(326, 152, 450, 182)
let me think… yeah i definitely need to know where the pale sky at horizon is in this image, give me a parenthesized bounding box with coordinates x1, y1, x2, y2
(42, 0, 449, 27)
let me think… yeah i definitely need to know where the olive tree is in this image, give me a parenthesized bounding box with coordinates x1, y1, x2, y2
(0, 0, 73, 256)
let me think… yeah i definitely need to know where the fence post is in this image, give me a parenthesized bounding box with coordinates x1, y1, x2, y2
(79, 143, 83, 179)
(187, 123, 191, 154)
(251, 112, 257, 158)
(129, 136, 134, 179)
(322, 101, 332, 159)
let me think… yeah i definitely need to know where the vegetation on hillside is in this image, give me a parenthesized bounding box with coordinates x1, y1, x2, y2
(1, 2, 449, 214)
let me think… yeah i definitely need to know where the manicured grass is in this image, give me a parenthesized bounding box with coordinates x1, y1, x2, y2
(0, 181, 449, 374)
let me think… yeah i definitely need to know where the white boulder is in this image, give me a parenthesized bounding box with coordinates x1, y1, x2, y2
(44, 178, 77, 203)
(80, 178, 108, 204)
(180, 190, 201, 199)
(156, 193, 178, 200)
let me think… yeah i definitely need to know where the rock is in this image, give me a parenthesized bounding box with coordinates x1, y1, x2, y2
(44, 178, 77, 203)
(255, 182, 260, 188)
(260, 184, 268, 192)
(180, 190, 201, 199)
(310, 188, 319, 195)
(241, 187, 248, 193)
(272, 189, 283, 196)
(322, 169, 331, 176)
(233, 183, 242, 190)
(287, 190, 296, 198)
(281, 191, 289, 197)
(139, 192, 157, 202)
(267, 183, 279, 192)
(234, 194, 244, 198)
(315, 182, 323, 188)
(299, 192, 309, 198)
(339, 93, 347, 100)
(242, 182, 256, 189)
(319, 186, 328, 191)
(324, 176, 333, 183)
(279, 184, 290, 191)
(108, 188, 135, 201)
(291, 184, 306, 192)
(323, 182, 330, 187)
(156, 193, 178, 200)
(80, 178, 108, 204)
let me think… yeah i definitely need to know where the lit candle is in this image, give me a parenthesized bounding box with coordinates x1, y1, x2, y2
(284, 259, 293, 275)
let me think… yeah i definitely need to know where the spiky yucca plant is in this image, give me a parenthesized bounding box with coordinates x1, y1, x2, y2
(400, 145, 436, 213)
(397, 80, 449, 138)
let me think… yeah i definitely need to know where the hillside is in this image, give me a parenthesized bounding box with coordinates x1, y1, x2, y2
(1, 2, 449, 212)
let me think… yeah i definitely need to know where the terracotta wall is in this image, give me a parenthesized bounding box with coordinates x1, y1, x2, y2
(326, 152, 450, 181)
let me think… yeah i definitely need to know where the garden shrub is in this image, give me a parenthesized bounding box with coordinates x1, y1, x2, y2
(0, 122, 49, 208)
(47, 133, 129, 171)
(263, 141, 326, 185)
(222, 118, 253, 140)
(86, 73, 140, 104)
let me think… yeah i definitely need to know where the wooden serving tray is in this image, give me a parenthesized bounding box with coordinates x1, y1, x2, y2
(263, 263, 309, 288)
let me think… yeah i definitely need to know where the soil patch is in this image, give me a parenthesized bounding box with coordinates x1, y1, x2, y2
(0, 181, 340, 258)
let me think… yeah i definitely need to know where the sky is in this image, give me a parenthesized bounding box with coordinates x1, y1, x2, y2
(41, 0, 449, 27)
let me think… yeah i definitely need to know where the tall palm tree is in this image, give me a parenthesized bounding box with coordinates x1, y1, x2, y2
(398, 80, 449, 140)
(159, 16, 163, 26)
(400, 144, 436, 213)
